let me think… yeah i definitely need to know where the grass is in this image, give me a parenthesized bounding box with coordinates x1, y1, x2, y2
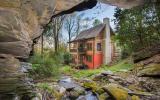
(60, 59, 134, 79)
(105, 60, 133, 72)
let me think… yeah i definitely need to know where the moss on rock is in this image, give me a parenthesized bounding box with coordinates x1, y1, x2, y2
(103, 83, 129, 100)
(138, 64, 160, 76)
(131, 95, 140, 100)
(99, 92, 110, 100)
(83, 81, 104, 94)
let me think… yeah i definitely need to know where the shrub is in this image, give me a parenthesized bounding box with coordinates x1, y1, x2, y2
(29, 52, 60, 79)
(63, 52, 72, 64)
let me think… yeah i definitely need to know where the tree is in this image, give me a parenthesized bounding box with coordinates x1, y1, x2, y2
(114, 3, 160, 56)
(64, 13, 83, 49)
(43, 16, 65, 53)
(92, 19, 102, 26)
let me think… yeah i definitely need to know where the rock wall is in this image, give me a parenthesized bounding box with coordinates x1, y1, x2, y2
(0, 0, 56, 58)
(0, 54, 34, 99)
(0, 0, 84, 99)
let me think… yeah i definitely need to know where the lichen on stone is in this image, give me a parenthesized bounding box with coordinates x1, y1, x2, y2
(83, 81, 104, 94)
(138, 64, 160, 76)
(103, 83, 129, 100)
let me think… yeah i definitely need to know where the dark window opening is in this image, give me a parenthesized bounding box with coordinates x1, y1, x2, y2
(97, 43, 101, 51)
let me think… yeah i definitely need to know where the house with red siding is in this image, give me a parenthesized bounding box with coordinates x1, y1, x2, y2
(69, 18, 120, 69)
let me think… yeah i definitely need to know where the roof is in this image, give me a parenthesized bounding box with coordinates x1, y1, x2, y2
(73, 24, 105, 41)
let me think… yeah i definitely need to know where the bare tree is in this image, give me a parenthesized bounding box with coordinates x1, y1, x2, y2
(64, 14, 82, 49)
(52, 16, 65, 52)
(43, 16, 65, 53)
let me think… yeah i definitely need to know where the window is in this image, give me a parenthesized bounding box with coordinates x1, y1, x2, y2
(97, 43, 101, 51)
(87, 43, 92, 50)
(71, 43, 76, 49)
(86, 55, 92, 62)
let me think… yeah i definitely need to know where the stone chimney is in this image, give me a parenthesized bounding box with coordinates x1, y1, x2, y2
(103, 18, 112, 65)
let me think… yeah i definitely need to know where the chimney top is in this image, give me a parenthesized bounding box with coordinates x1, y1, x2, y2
(103, 17, 110, 25)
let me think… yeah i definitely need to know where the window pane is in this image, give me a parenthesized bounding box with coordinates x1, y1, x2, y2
(97, 43, 101, 51)
(86, 55, 92, 62)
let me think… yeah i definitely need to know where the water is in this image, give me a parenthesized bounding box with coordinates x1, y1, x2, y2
(77, 91, 98, 100)
(59, 76, 99, 100)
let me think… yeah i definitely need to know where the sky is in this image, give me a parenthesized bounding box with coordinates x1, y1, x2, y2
(62, 2, 116, 42)
(78, 2, 116, 29)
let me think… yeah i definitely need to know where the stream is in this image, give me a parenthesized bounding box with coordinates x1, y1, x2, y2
(58, 76, 99, 100)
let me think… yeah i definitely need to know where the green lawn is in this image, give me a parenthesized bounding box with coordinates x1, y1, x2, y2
(105, 60, 133, 72)
(60, 60, 134, 79)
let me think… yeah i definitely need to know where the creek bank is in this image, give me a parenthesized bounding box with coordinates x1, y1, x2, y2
(36, 53, 160, 100)
(37, 69, 159, 100)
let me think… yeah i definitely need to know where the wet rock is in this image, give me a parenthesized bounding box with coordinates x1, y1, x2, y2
(85, 91, 98, 100)
(59, 77, 84, 92)
(99, 92, 110, 100)
(101, 70, 113, 76)
(76, 96, 86, 100)
(58, 76, 85, 99)
(76, 91, 98, 100)
(83, 81, 104, 94)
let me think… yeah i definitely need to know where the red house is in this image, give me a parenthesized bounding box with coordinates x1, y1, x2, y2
(69, 18, 119, 69)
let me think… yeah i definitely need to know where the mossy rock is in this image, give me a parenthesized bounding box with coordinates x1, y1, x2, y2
(138, 64, 160, 77)
(52, 90, 63, 100)
(103, 83, 129, 100)
(83, 81, 104, 94)
(67, 91, 81, 99)
(99, 93, 110, 100)
(128, 84, 144, 92)
(131, 95, 140, 100)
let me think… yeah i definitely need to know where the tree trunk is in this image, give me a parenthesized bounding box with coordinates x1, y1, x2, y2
(41, 34, 44, 56)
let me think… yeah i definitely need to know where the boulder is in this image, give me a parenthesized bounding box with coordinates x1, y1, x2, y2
(102, 83, 144, 100)
(138, 64, 160, 77)
(135, 54, 160, 67)
(83, 81, 104, 94)
(99, 92, 110, 100)
(133, 45, 160, 63)
(131, 95, 140, 100)
(0, 54, 35, 99)
(103, 83, 129, 100)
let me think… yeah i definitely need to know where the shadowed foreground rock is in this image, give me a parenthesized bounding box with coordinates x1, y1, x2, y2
(0, 54, 35, 99)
